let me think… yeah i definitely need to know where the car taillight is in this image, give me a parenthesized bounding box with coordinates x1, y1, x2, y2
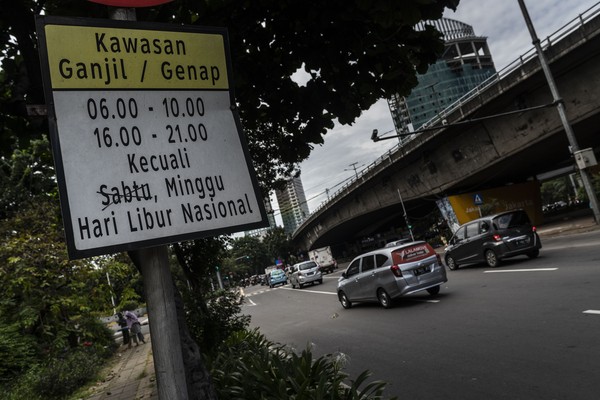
(390, 264, 403, 277)
(493, 234, 502, 241)
(532, 226, 537, 232)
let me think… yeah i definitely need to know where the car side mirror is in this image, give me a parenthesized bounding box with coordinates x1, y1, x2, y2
(341, 272, 347, 279)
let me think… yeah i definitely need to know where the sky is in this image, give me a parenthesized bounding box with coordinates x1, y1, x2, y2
(275, 0, 600, 222)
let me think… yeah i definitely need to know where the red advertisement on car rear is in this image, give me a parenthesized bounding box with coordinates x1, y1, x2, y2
(392, 243, 433, 264)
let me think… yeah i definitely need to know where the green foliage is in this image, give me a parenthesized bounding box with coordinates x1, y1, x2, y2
(576, 171, 600, 202)
(0, 194, 122, 398)
(173, 237, 228, 289)
(0, 137, 56, 219)
(229, 236, 271, 275)
(93, 254, 144, 314)
(208, 329, 396, 400)
(0, 320, 115, 399)
(263, 227, 294, 265)
(5, 347, 104, 400)
(540, 176, 572, 205)
(119, 300, 141, 313)
(184, 288, 250, 353)
(0, 323, 37, 383)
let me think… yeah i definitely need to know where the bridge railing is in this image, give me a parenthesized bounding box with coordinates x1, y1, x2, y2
(301, 1, 600, 228)
(419, 1, 600, 133)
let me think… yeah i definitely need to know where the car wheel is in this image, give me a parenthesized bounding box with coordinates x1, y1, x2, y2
(339, 292, 352, 309)
(445, 255, 458, 270)
(427, 285, 441, 296)
(377, 289, 392, 309)
(527, 249, 540, 259)
(485, 249, 500, 268)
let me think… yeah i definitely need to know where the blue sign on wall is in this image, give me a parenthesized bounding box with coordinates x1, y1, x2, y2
(474, 194, 484, 205)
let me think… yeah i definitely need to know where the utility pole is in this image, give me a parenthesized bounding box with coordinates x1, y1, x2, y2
(518, 0, 600, 224)
(397, 189, 415, 241)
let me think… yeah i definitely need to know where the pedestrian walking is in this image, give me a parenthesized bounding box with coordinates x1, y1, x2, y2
(125, 310, 146, 345)
(116, 312, 132, 349)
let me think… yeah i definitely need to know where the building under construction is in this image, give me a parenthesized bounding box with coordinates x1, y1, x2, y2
(388, 18, 496, 140)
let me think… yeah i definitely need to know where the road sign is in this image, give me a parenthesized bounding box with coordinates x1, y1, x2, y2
(474, 194, 484, 205)
(36, 16, 267, 259)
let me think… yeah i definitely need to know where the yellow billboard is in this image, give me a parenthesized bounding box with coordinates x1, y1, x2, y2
(447, 181, 543, 226)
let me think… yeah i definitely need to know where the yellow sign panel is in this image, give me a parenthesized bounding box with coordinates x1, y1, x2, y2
(44, 24, 229, 90)
(447, 181, 543, 226)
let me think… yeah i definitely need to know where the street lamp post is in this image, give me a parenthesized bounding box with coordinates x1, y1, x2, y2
(518, 0, 600, 224)
(105, 271, 116, 315)
(397, 189, 415, 241)
(345, 162, 361, 179)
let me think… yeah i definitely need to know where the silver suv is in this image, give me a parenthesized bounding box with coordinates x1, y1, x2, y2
(290, 261, 323, 289)
(337, 241, 447, 309)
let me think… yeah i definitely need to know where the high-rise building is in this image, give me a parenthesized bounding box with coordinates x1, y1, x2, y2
(244, 196, 277, 239)
(388, 18, 496, 140)
(276, 176, 310, 235)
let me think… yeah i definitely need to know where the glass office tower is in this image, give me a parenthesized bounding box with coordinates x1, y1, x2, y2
(388, 18, 496, 140)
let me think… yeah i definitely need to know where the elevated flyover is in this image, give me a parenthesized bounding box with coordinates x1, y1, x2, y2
(293, 5, 600, 253)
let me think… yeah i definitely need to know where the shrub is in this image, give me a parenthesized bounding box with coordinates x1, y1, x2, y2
(0, 318, 116, 399)
(1, 345, 105, 400)
(208, 329, 397, 400)
(184, 288, 250, 352)
(0, 324, 37, 384)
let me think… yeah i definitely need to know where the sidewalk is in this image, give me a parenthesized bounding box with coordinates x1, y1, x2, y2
(536, 209, 599, 237)
(84, 211, 598, 400)
(84, 336, 157, 399)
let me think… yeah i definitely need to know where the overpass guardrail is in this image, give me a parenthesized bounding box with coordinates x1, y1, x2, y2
(298, 1, 600, 236)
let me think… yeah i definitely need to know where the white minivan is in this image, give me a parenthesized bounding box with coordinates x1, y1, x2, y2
(337, 241, 447, 309)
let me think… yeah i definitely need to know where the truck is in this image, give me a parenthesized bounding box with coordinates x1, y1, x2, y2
(308, 246, 337, 274)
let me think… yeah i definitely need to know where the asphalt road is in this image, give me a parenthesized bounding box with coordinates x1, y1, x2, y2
(243, 230, 600, 400)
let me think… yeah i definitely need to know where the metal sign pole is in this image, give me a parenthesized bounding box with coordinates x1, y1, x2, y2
(109, 7, 189, 400)
(136, 246, 189, 399)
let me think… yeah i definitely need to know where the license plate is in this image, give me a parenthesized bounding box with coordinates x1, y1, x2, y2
(414, 265, 431, 276)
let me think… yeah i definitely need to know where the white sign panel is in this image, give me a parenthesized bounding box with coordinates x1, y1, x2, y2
(36, 17, 267, 258)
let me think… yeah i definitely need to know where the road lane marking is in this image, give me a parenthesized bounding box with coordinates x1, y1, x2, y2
(280, 287, 337, 295)
(410, 299, 441, 303)
(246, 298, 257, 306)
(583, 310, 600, 315)
(484, 268, 558, 273)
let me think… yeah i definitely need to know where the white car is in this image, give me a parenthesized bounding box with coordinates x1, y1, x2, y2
(290, 261, 322, 289)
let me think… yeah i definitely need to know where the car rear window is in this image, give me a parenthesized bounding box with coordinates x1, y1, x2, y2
(493, 211, 531, 229)
(299, 262, 317, 271)
(391, 243, 434, 264)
